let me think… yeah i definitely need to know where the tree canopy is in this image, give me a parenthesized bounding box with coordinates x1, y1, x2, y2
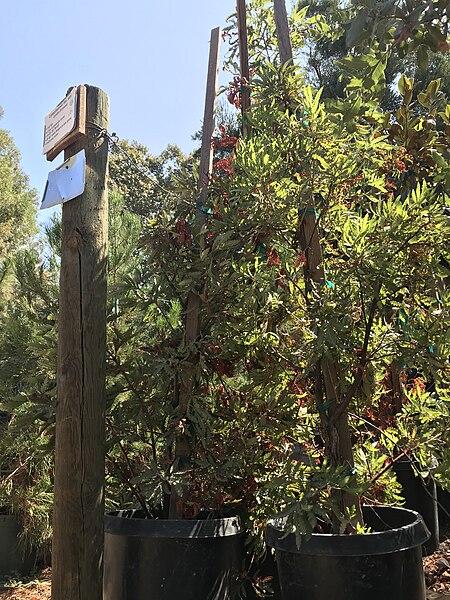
(297, 0, 450, 112)
(0, 111, 37, 263)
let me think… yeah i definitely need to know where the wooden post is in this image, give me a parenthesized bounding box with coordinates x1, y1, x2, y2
(273, 0, 293, 65)
(51, 86, 109, 600)
(197, 27, 221, 214)
(169, 29, 221, 518)
(236, 0, 251, 136)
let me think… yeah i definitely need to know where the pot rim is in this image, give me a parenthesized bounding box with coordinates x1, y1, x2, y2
(265, 505, 430, 556)
(104, 510, 243, 539)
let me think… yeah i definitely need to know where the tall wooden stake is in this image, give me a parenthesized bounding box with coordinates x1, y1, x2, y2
(236, 0, 251, 136)
(52, 86, 109, 600)
(273, 1, 361, 527)
(169, 29, 221, 518)
(273, 0, 293, 65)
(197, 27, 221, 214)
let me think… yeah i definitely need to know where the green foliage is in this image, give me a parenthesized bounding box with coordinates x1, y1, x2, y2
(109, 140, 192, 217)
(346, 0, 449, 56)
(0, 1, 449, 551)
(261, 459, 364, 545)
(0, 127, 37, 262)
(0, 243, 57, 548)
(0, 193, 145, 543)
(216, 2, 450, 533)
(294, 0, 450, 113)
(0, 112, 37, 312)
(0, 116, 53, 546)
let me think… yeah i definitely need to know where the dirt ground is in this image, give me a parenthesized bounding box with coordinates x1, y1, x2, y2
(0, 539, 448, 600)
(0, 568, 50, 600)
(424, 528, 450, 597)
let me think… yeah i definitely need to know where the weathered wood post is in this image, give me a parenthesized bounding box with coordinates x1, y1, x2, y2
(169, 28, 221, 518)
(273, 0, 293, 66)
(236, 0, 251, 136)
(51, 86, 109, 600)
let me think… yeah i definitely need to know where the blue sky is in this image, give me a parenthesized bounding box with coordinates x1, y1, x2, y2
(0, 1, 236, 221)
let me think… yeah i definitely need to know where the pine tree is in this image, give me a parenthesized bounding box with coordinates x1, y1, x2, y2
(0, 109, 37, 262)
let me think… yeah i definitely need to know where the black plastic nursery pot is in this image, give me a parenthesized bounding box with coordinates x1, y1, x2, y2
(437, 484, 450, 526)
(0, 512, 35, 578)
(393, 458, 439, 554)
(244, 546, 282, 600)
(266, 505, 430, 600)
(103, 510, 245, 600)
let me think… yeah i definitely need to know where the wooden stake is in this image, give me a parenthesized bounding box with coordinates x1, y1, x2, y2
(391, 361, 404, 414)
(51, 86, 109, 600)
(236, 0, 251, 135)
(273, 0, 293, 66)
(197, 27, 221, 216)
(169, 29, 221, 518)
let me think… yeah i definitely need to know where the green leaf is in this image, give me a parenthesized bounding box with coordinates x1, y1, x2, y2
(437, 104, 450, 124)
(346, 8, 369, 47)
(416, 80, 440, 110)
(416, 45, 429, 71)
(425, 79, 441, 101)
(430, 150, 447, 168)
(312, 154, 329, 170)
(398, 74, 413, 101)
(417, 91, 430, 109)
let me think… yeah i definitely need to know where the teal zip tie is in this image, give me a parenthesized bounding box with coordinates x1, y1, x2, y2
(197, 204, 213, 215)
(189, 203, 213, 225)
(317, 398, 336, 412)
(256, 242, 267, 259)
(305, 280, 334, 291)
(296, 109, 309, 126)
(300, 206, 318, 219)
(396, 308, 411, 341)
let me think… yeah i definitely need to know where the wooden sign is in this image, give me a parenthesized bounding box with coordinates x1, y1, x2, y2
(43, 85, 86, 161)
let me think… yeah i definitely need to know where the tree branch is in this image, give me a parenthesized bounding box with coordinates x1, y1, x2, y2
(330, 281, 381, 425)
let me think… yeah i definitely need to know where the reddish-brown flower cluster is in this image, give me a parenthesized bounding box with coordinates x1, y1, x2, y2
(266, 246, 280, 267)
(363, 398, 397, 429)
(294, 252, 307, 268)
(212, 125, 238, 151)
(329, 172, 365, 207)
(385, 179, 397, 191)
(227, 75, 250, 109)
(383, 147, 413, 192)
(410, 377, 426, 395)
(205, 342, 235, 377)
(213, 156, 233, 176)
